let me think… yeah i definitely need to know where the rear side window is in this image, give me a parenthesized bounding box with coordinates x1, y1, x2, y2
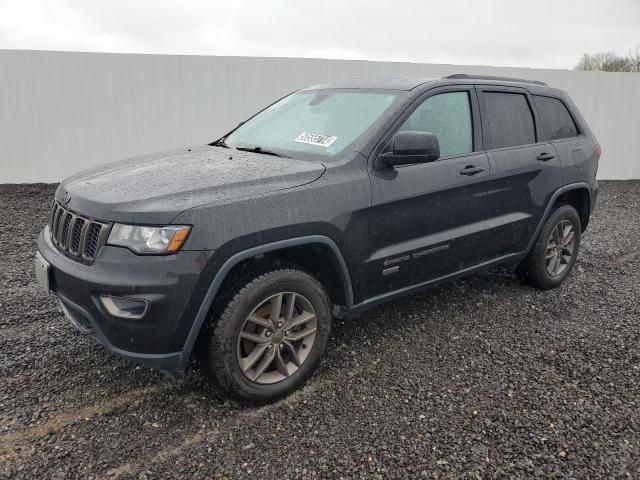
(533, 95, 578, 140)
(398, 91, 473, 157)
(483, 92, 536, 149)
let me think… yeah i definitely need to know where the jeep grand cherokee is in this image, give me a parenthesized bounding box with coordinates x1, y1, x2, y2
(35, 74, 600, 402)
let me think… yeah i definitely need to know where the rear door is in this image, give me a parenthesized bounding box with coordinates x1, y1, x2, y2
(477, 87, 563, 258)
(531, 94, 597, 185)
(367, 86, 491, 297)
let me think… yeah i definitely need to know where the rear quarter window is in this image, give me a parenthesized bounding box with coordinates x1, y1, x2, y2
(483, 92, 536, 149)
(533, 95, 579, 140)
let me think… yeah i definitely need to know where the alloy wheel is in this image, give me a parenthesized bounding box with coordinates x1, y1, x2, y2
(545, 220, 576, 277)
(236, 292, 317, 384)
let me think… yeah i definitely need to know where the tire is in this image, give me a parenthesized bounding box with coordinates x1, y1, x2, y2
(518, 204, 582, 289)
(199, 267, 332, 404)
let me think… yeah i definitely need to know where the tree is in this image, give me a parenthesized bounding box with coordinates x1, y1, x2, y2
(627, 45, 640, 72)
(576, 53, 600, 71)
(575, 45, 640, 72)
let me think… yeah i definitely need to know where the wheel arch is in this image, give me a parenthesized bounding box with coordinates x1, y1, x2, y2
(554, 186, 591, 232)
(526, 182, 591, 253)
(177, 235, 353, 370)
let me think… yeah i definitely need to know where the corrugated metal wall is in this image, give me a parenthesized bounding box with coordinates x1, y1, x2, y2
(1, 49, 638, 182)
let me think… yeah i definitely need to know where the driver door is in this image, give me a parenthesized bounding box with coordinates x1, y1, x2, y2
(366, 86, 492, 297)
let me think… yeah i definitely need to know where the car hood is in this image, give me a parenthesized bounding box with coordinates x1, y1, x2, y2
(58, 145, 326, 224)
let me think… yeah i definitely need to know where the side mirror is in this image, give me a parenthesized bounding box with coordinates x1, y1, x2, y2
(379, 131, 440, 167)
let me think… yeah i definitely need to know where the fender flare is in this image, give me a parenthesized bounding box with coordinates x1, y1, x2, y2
(525, 182, 591, 253)
(177, 235, 353, 370)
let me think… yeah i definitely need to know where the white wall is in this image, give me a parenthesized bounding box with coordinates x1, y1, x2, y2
(1, 49, 638, 182)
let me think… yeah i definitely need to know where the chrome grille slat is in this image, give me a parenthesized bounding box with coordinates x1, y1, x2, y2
(52, 207, 64, 243)
(49, 201, 109, 263)
(50, 202, 58, 230)
(60, 212, 73, 248)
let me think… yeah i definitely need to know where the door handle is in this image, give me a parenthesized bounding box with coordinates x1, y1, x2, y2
(459, 165, 485, 176)
(536, 152, 556, 161)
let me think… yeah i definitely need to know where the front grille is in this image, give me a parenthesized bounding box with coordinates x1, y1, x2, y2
(49, 202, 110, 262)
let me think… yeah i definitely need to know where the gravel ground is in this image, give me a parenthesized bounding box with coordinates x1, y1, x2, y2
(0, 181, 639, 479)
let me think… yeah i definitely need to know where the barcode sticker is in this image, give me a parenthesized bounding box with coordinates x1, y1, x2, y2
(294, 132, 338, 148)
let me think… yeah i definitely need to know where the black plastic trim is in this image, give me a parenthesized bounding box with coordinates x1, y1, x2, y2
(57, 292, 184, 372)
(337, 251, 526, 319)
(176, 235, 353, 371)
(524, 182, 592, 253)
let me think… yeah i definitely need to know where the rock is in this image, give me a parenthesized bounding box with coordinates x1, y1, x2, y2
(471, 443, 489, 458)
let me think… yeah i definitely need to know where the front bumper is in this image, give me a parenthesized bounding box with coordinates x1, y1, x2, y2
(37, 226, 211, 372)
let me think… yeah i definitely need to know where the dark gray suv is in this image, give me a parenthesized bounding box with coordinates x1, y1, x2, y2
(35, 74, 600, 402)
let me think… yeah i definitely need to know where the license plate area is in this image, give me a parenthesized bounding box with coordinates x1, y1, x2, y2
(34, 252, 52, 293)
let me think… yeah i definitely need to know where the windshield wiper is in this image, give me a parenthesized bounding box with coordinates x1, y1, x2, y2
(210, 138, 230, 148)
(235, 146, 291, 158)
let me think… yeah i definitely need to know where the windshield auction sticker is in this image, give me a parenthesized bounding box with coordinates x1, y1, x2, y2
(294, 132, 338, 148)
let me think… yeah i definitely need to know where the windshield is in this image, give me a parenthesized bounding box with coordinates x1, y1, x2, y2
(224, 90, 399, 158)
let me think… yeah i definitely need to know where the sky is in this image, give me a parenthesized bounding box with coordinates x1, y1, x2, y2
(0, 0, 638, 70)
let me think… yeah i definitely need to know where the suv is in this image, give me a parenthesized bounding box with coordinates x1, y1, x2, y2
(35, 74, 600, 403)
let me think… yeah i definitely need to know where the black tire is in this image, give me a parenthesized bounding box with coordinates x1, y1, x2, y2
(518, 204, 582, 289)
(199, 267, 332, 404)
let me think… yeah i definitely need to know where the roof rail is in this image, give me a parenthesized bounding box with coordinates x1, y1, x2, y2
(444, 74, 548, 86)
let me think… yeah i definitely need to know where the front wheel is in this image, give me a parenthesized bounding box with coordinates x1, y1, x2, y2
(518, 204, 582, 289)
(199, 267, 332, 404)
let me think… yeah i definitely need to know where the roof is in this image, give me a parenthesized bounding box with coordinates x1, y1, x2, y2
(304, 77, 437, 91)
(303, 74, 549, 92)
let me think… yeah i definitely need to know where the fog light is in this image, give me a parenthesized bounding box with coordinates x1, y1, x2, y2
(100, 295, 149, 319)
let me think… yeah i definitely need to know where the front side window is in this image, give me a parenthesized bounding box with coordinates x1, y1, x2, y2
(398, 91, 473, 157)
(533, 95, 578, 140)
(225, 90, 399, 158)
(483, 92, 536, 149)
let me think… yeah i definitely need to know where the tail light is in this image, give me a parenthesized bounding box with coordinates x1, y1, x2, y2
(594, 144, 602, 160)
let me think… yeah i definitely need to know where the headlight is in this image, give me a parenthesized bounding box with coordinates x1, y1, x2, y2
(107, 224, 191, 254)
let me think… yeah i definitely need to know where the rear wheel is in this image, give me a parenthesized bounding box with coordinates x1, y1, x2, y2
(518, 204, 581, 289)
(199, 267, 331, 403)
